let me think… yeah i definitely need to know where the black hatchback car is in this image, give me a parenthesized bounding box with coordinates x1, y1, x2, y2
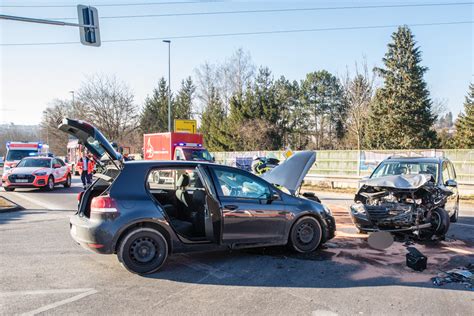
(59, 119, 336, 274)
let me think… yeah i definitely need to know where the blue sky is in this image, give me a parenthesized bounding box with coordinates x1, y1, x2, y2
(1, 0, 473, 125)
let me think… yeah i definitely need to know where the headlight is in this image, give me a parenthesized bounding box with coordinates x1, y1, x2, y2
(34, 172, 47, 176)
(351, 203, 366, 215)
(322, 204, 332, 215)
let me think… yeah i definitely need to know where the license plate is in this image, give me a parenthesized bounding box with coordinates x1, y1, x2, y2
(15, 179, 28, 183)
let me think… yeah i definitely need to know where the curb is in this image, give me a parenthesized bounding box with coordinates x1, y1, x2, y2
(0, 196, 24, 213)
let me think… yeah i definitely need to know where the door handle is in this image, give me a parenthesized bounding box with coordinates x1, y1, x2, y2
(224, 204, 239, 210)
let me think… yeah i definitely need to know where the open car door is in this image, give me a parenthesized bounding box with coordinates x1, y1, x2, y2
(58, 118, 122, 167)
(196, 165, 222, 243)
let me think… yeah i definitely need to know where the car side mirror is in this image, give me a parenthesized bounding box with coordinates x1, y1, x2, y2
(53, 164, 61, 169)
(445, 179, 457, 187)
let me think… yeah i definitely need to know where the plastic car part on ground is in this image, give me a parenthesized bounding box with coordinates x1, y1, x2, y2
(431, 264, 474, 289)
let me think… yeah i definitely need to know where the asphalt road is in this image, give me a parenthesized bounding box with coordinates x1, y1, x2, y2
(1, 177, 473, 315)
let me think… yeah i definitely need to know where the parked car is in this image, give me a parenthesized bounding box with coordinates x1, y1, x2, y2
(1, 156, 71, 191)
(350, 156, 459, 239)
(59, 118, 336, 275)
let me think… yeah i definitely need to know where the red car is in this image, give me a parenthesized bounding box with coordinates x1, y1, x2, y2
(2, 156, 71, 191)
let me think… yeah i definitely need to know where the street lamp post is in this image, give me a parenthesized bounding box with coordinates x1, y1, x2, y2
(69, 90, 75, 106)
(163, 40, 171, 132)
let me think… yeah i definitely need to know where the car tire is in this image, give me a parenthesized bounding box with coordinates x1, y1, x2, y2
(63, 174, 72, 188)
(420, 208, 450, 239)
(45, 176, 55, 191)
(117, 228, 168, 275)
(450, 200, 459, 223)
(4, 187, 15, 192)
(289, 216, 323, 253)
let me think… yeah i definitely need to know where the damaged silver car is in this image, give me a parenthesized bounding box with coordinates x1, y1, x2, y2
(350, 157, 459, 239)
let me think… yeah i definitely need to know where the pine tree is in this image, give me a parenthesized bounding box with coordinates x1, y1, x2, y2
(199, 87, 231, 151)
(454, 83, 474, 148)
(173, 77, 195, 120)
(366, 26, 438, 149)
(140, 78, 170, 133)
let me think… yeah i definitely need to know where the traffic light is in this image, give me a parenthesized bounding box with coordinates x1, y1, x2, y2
(77, 5, 100, 47)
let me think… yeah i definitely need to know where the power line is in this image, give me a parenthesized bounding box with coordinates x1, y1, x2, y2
(1, 20, 472, 46)
(43, 2, 474, 21)
(0, 1, 224, 8)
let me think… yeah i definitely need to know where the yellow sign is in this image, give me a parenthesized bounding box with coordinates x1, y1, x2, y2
(174, 119, 197, 133)
(284, 148, 294, 159)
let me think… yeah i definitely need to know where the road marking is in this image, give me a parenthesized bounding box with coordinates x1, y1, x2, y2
(21, 289, 98, 315)
(178, 254, 234, 279)
(8, 192, 70, 211)
(454, 222, 474, 228)
(0, 288, 94, 297)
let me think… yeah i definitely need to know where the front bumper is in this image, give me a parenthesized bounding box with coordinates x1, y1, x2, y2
(324, 214, 336, 241)
(349, 203, 427, 232)
(2, 174, 49, 188)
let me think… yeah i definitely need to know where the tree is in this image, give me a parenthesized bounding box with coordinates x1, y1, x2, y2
(366, 26, 438, 149)
(77, 75, 139, 145)
(342, 62, 374, 150)
(140, 77, 170, 134)
(454, 83, 474, 148)
(301, 70, 347, 149)
(40, 99, 73, 156)
(199, 87, 231, 151)
(173, 77, 195, 120)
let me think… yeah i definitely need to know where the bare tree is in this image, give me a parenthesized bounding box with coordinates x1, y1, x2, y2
(342, 61, 375, 150)
(77, 74, 139, 144)
(40, 99, 73, 155)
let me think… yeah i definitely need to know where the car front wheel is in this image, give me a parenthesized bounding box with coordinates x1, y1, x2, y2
(289, 216, 323, 253)
(46, 176, 55, 191)
(450, 200, 459, 223)
(63, 174, 71, 188)
(118, 228, 168, 275)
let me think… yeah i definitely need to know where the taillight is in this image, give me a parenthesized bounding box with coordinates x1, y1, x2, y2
(91, 196, 118, 214)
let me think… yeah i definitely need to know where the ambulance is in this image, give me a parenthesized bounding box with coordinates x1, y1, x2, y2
(3, 142, 46, 174)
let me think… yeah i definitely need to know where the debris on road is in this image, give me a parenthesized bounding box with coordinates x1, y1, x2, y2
(432, 264, 474, 289)
(406, 247, 427, 271)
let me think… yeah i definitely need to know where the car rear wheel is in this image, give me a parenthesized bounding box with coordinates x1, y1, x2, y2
(45, 176, 55, 191)
(289, 216, 323, 253)
(63, 174, 71, 188)
(4, 187, 15, 192)
(117, 228, 168, 275)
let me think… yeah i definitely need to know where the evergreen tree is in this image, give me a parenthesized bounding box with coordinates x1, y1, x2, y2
(454, 83, 474, 148)
(200, 87, 231, 151)
(301, 70, 346, 149)
(366, 26, 438, 149)
(173, 77, 195, 120)
(140, 78, 170, 133)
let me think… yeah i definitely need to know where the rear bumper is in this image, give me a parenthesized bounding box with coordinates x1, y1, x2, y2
(69, 214, 115, 254)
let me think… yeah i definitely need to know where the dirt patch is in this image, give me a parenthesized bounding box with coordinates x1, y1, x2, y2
(0, 196, 22, 212)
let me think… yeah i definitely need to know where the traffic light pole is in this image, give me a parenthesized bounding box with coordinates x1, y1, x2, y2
(0, 14, 97, 29)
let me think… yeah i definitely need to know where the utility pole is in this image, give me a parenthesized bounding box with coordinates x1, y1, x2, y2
(70, 91, 75, 107)
(163, 40, 171, 132)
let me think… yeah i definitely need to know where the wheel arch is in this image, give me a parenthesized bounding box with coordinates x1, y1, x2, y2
(113, 220, 173, 254)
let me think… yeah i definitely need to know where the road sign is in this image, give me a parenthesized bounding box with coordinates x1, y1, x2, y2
(174, 119, 197, 133)
(77, 5, 100, 47)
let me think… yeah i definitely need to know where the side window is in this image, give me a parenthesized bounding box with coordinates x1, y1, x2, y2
(175, 150, 184, 161)
(442, 162, 450, 183)
(147, 167, 203, 190)
(213, 167, 270, 199)
(57, 159, 66, 166)
(448, 162, 456, 180)
(52, 158, 59, 167)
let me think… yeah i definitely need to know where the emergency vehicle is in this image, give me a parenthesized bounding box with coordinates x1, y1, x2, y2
(66, 139, 83, 175)
(143, 132, 213, 162)
(3, 142, 47, 174)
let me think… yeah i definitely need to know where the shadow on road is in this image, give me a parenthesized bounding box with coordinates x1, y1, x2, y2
(0, 210, 48, 225)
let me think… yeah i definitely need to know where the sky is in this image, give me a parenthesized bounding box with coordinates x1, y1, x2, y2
(0, 0, 473, 125)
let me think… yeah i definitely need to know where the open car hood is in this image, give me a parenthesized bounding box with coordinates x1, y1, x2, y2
(58, 118, 121, 163)
(361, 174, 433, 190)
(261, 151, 315, 195)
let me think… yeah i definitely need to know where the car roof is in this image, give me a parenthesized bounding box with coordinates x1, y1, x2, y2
(383, 156, 446, 164)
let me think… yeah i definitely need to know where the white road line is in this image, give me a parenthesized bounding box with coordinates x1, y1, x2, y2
(0, 288, 95, 297)
(454, 222, 474, 228)
(21, 289, 98, 316)
(8, 192, 68, 211)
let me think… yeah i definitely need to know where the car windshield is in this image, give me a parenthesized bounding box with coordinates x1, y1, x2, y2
(16, 158, 51, 168)
(182, 148, 213, 161)
(6, 149, 37, 161)
(371, 161, 439, 182)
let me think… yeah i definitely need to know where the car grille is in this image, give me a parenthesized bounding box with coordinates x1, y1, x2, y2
(366, 203, 413, 225)
(9, 174, 35, 183)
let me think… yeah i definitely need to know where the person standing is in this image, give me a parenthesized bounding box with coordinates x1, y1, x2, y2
(87, 154, 95, 185)
(78, 153, 89, 190)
